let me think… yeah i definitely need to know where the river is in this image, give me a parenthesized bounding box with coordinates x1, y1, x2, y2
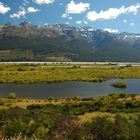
(0, 79, 140, 98)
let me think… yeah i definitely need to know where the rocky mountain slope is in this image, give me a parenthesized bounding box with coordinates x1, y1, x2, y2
(0, 22, 140, 62)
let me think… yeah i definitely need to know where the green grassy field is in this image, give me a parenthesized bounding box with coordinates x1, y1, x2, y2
(0, 64, 140, 83)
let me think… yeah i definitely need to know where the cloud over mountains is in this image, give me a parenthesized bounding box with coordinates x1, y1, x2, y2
(0, 2, 10, 14)
(62, 0, 90, 18)
(1, 0, 140, 33)
(87, 3, 140, 21)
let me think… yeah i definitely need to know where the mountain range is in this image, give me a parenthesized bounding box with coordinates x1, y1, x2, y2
(0, 22, 140, 62)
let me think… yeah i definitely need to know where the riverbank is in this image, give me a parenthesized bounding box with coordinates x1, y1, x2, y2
(0, 63, 140, 84)
(0, 93, 140, 108)
(1, 61, 140, 66)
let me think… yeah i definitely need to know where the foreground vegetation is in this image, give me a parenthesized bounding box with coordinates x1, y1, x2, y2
(0, 93, 140, 139)
(0, 64, 139, 83)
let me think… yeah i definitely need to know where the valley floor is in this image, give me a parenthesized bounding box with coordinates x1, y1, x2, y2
(0, 63, 140, 139)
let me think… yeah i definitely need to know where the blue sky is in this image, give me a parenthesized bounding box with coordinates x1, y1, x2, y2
(0, 0, 140, 33)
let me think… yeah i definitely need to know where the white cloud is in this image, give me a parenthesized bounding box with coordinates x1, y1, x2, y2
(27, 7, 39, 13)
(68, 16, 72, 20)
(23, 0, 29, 6)
(83, 20, 88, 24)
(44, 23, 48, 26)
(76, 21, 82, 24)
(62, 0, 90, 18)
(65, 22, 69, 25)
(10, 6, 39, 18)
(75, 20, 88, 25)
(23, 0, 29, 4)
(127, 4, 140, 15)
(104, 28, 119, 33)
(87, 3, 140, 21)
(123, 19, 128, 23)
(33, 0, 55, 5)
(130, 23, 134, 27)
(0, 2, 10, 14)
(10, 6, 26, 18)
(61, 13, 67, 18)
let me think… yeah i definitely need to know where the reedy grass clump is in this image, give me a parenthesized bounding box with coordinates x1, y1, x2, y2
(111, 81, 127, 88)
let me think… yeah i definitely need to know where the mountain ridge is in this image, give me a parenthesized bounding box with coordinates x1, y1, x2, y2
(0, 22, 140, 62)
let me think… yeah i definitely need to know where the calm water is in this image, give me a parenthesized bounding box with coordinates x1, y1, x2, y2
(0, 79, 140, 98)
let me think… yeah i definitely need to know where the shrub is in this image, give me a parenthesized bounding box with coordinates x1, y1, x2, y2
(135, 116, 140, 139)
(36, 126, 49, 139)
(109, 92, 116, 96)
(125, 64, 132, 67)
(72, 65, 81, 68)
(4, 121, 28, 137)
(50, 115, 81, 140)
(85, 115, 136, 140)
(71, 96, 81, 101)
(119, 92, 127, 98)
(85, 116, 115, 140)
(8, 93, 16, 99)
(47, 96, 55, 101)
(17, 68, 26, 71)
(111, 81, 127, 88)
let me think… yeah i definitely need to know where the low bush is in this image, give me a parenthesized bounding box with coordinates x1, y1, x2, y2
(111, 81, 127, 88)
(8, 93, 16, 99)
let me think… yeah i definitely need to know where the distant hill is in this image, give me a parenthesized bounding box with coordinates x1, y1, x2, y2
(0, 22, 140, 62)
